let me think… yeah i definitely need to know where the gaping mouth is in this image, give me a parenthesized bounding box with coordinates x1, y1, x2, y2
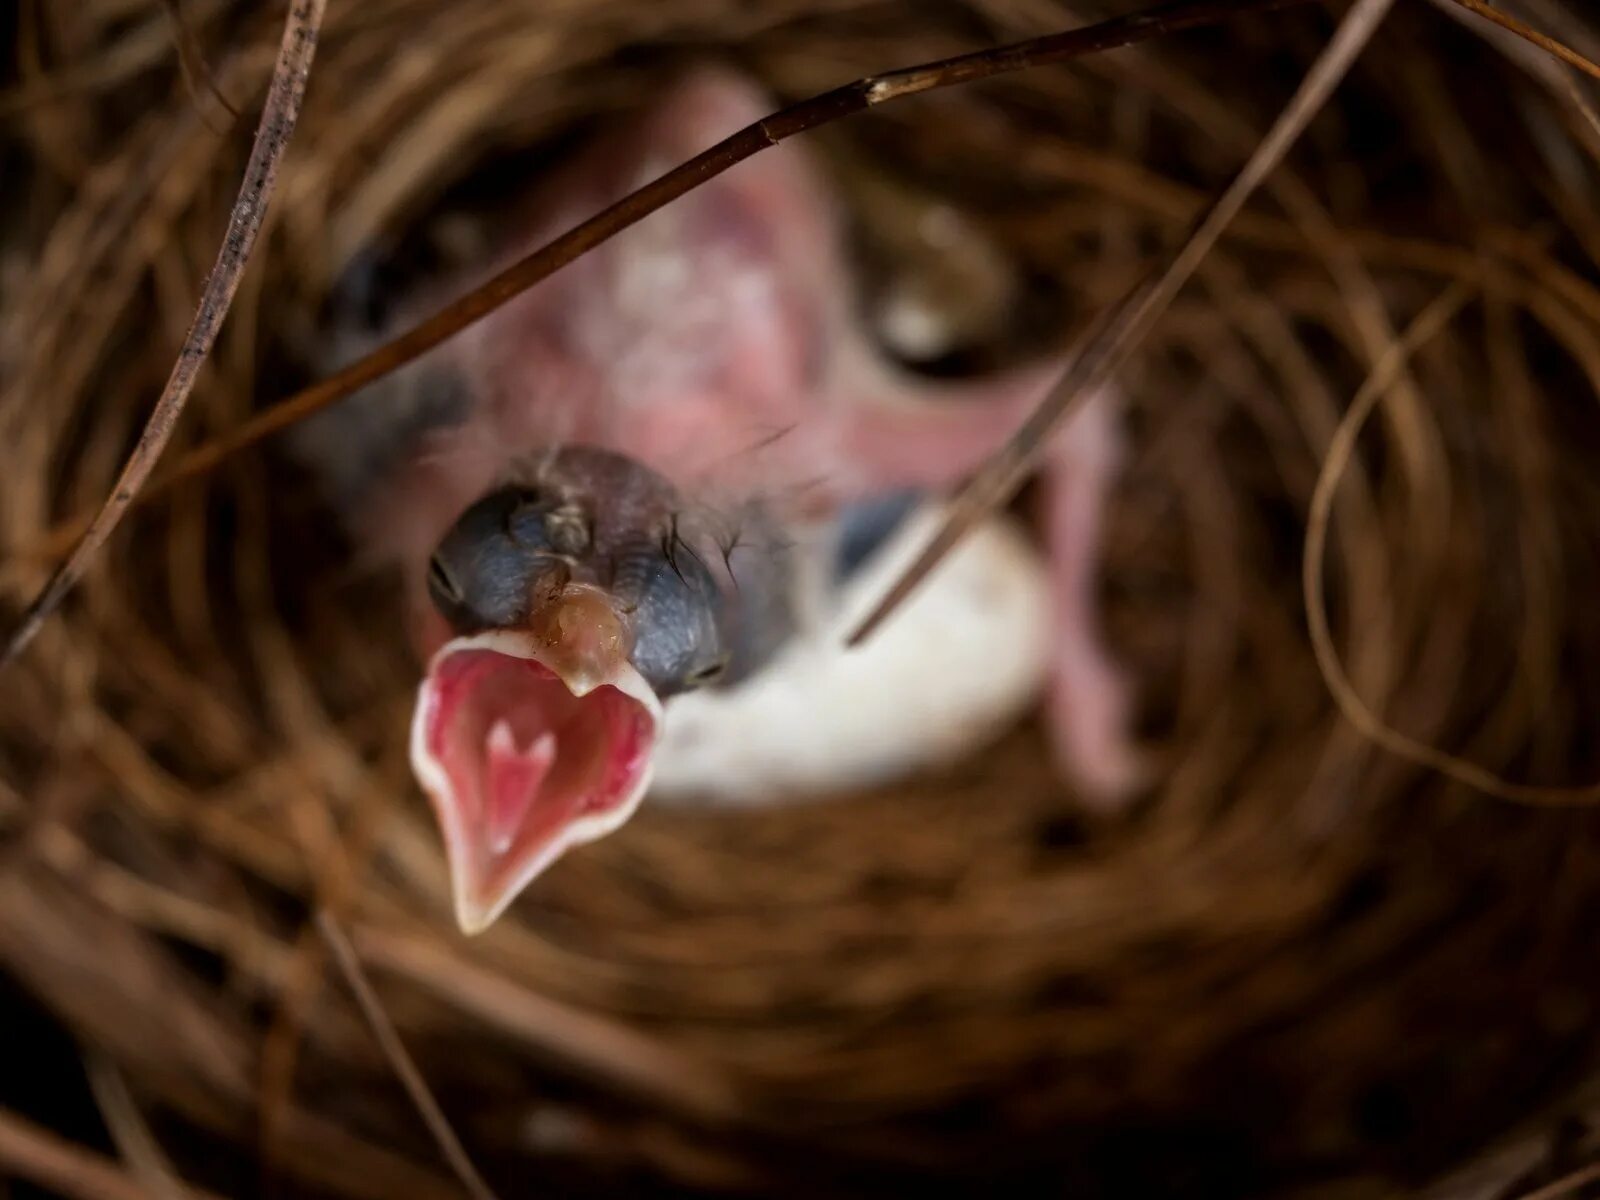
(410, 629, 661, 933)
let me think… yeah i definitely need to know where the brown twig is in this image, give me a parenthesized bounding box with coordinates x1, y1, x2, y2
(0, 1107, 225, 1200)
(1564, 71, 1600, 145)
(85, 1052, 189, 1200)
(1304, 279, 1600, 803)
(0, 0, 325, 673)
(24, 0, 1317, 565)
(847, 0, 1399, 645)
(350, 924, 742, 1122)
(1514, 1158, 1600, 1200)
(157, 0, 242, 126)
(316, 912, 501, 1200)
(1444, 0, 1600, 83)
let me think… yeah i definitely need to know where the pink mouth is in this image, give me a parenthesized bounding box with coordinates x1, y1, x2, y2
(412, 635, 660, 933)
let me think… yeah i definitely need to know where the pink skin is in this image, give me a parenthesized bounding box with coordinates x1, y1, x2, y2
(361, 69, 1140, 927)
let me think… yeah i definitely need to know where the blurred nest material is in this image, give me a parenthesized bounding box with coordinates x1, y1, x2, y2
(5, 0, 1600, 1196)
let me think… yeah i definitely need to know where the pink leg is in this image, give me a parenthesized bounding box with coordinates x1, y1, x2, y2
(842, 361, 1142, 804)
(1039, 390, 1145, 807)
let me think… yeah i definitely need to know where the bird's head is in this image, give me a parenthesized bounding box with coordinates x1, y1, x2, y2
(411, 446, 730, 933)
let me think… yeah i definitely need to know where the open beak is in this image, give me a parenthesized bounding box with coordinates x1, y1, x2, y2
(409, 585, 662, 934)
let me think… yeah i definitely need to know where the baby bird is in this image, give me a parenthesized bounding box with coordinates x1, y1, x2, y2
(296, 68, 1137, 933)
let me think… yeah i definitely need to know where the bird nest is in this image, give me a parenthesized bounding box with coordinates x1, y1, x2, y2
(5, 1, 1600, 1196)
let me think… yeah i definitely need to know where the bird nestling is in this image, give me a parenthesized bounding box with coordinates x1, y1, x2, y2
(295, 67, 1138, 933)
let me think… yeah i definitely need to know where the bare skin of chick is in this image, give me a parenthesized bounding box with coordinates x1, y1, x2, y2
(296, 68, 1139, 932)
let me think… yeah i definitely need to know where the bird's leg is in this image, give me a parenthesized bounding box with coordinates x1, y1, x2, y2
(842, 368, 1142, 806)
(1036, 391, 1145, 805)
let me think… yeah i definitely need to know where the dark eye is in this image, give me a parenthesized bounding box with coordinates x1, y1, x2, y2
(427, 553, 463, 606)
(683, 655, 729, 690)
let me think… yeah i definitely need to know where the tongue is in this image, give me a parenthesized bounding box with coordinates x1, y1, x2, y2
(485, 720, 557, 855)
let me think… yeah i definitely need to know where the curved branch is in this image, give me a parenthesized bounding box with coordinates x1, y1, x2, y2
(1, 0, 326, 671)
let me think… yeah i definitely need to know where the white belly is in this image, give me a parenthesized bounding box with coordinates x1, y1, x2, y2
(650, 506, 1050, 804)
